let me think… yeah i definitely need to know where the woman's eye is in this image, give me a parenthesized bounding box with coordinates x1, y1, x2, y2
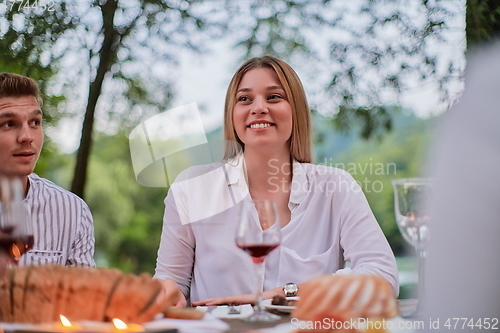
(237, 96, 249, 102)
(269, 94, 283, 100)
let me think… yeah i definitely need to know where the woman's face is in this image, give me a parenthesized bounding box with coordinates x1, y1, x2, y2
(232, 67, 293, 154)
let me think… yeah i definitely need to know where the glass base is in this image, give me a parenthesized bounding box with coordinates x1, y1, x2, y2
(243, 309, 281, 322)
(400, 299, 421, 319)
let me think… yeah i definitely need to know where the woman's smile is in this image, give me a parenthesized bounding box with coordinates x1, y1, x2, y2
(247, 121, 276, 130)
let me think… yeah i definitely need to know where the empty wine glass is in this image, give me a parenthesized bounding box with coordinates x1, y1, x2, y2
(236, 199, 281, 322)
(392, 178, 431, 318)
(0, 178, 34, 265)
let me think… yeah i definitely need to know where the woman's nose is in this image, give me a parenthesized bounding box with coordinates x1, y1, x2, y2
(251, 98, 269, 114)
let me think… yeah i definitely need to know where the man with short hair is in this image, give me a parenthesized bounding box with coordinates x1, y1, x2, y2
(0, 73, 95, 267)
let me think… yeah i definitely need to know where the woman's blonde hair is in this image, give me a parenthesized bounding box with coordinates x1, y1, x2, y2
(223, 56, 312, 163)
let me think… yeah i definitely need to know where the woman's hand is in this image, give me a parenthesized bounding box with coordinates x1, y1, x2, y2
(157, 279, 187, 308)
(293, 274, 398, 320)
(192, 286, 284, 306)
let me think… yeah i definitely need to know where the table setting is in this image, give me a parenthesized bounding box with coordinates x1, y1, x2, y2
(202, 298, 418, 333)
(0, 313, 227, 333)
(1, 179, 427, 333)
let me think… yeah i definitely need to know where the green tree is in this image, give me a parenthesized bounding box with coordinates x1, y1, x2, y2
(466, 0, 500, 49)
(85, 132, 166, 273)
(231, 1, 465, 138)
(0, 0, 479, 198)
(68, 0, 231, 199)
(2, 3, 499, 269)
(1, 0, 229, 199)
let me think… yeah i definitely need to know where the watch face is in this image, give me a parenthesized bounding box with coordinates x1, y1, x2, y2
(284, 283, 298, 295)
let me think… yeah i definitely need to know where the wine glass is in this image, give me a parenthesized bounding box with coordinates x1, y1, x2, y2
(392, 178, 431, 318)
(0, 178, 34, 266)
(236, 199, 281, 322)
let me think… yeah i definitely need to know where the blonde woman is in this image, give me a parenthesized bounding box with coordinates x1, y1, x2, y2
(154, 56, 398, 306)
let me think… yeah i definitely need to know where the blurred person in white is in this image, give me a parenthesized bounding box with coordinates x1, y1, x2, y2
(0, 73, 95, 267)
(420, 42, 500, 327)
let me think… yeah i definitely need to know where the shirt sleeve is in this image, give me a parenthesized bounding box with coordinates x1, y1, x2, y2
(334, 172, 399, 296)
(154, 188, 195, 300)
(67, 200, 96, 267)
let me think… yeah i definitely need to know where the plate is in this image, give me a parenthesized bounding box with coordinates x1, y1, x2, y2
(263, 297, 299, 313)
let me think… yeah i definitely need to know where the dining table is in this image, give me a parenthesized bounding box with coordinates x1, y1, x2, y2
(221, 315, 290, 333)
(218, 299, 418, 333)
(0, 299, 418, 333)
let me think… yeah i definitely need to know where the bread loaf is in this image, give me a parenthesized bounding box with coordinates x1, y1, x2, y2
(0, 265, 168, 324)
(12, 265, 31, 323)
(105, 273, 162, 322)
(0, 269, 13, 322)
(293, 274, 398, 320)
(23, 265, 58, 323)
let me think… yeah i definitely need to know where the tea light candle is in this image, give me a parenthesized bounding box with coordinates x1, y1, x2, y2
(28, 315, 84, 332)
(112, 319, 144, 332)
(56, 315, 83, 332)
(29, 317, 145, 333)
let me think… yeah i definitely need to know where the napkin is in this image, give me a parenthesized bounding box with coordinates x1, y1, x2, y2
(144, 313, 229, 333)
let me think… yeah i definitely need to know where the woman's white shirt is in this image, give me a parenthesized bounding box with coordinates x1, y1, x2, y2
(154, 155, 399, 302)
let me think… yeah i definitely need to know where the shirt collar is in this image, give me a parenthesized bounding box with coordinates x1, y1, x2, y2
(224, 154, 245, 186)
(289, 160, 309, 205)
(224, 154, 309, 205)
(24, 173, 38, 202)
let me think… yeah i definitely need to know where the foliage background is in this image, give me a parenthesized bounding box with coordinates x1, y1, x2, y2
(32, 110, 434, 274)
(3, 0, 499, 291)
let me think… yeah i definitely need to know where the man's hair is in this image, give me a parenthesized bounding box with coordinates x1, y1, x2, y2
(0, 73, 42, 106)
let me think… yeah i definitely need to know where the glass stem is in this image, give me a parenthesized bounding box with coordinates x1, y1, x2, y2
(253, 260, 265, 313)
(255, 289, 263, 312)
(416, 244, 426, 316)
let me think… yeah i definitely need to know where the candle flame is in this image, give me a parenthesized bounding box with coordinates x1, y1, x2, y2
(59, 315, 72, 327)
(11, 243, 21, 259)
(112, 318, 128, 330)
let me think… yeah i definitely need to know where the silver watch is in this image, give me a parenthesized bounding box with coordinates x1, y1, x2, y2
(283, 282, 299, 297)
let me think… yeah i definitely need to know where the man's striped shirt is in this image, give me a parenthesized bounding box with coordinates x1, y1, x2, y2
(18, 173, 96, 267)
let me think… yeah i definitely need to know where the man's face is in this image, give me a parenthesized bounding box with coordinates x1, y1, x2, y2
(0, 96, 44, 178)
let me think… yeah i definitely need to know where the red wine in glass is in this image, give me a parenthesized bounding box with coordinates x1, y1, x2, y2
(0, 226, 34, 263)
(237, 243, 279, 264)
(1, 177, 34, 265)
(235, 199, 281, 322)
